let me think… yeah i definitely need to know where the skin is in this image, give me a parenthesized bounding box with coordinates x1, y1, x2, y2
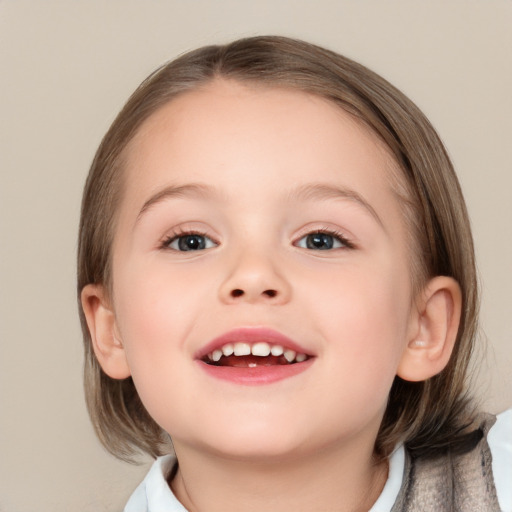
(82, 80, 461, 511)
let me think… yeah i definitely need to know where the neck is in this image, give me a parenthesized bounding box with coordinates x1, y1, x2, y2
(170, 439, 388, 512)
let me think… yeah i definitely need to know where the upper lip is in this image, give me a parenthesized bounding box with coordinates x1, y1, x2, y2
(195, 327, 314, 359)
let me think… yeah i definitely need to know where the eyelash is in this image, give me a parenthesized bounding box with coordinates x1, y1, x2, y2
(160, 227, 354, 252)
(161, 229, 218, 251)
(294, 228, 355, 250)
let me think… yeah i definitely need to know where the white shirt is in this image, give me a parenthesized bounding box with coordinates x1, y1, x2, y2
(125, 409, 512, 512)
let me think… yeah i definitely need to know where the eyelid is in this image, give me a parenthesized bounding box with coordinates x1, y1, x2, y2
(292, 225, 355, 250)
(160, 226, 220, 251)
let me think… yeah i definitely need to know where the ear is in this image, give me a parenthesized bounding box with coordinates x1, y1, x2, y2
(81, 284, 131, 379)
(397, 276, 462, 382)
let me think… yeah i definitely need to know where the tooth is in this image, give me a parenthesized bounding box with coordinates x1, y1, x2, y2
(284, 349, 296, 362)
(222, 343, 234, 356)
(233, 342, 251, 356)
(252, 342, 271, 357)
(207, 353, 214, 361)
(270, 345, 284, 356)
(295, 353, 307, 362)
(212, 349, 223, 362)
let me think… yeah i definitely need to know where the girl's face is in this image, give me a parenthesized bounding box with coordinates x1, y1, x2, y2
(109, 81, 418, 460)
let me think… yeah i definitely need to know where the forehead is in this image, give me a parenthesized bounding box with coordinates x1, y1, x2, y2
(122, 80, 401, 199)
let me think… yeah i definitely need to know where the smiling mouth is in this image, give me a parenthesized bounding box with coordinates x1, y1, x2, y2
(202, 342, 310, 367)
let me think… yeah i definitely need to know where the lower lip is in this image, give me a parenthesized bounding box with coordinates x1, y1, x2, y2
(196, 359, 314, 385)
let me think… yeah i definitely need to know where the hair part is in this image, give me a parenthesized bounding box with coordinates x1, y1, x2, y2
(78, 35, 478, 462)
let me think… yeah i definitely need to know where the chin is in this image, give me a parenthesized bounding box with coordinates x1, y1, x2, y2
(207, 437, 306, 463)
(175, 419, 311, 463)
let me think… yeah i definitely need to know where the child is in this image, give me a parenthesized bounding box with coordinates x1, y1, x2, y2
(78, 36, 511, 511)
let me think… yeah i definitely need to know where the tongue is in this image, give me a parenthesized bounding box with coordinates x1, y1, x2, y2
(217, 355, 289, 367)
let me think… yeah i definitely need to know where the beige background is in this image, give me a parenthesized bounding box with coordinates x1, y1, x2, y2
(1, 1, 511, 510)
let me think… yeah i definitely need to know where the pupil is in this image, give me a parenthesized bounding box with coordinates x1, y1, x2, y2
(178, 235, 205, 251)
(307, 233, 333, 250)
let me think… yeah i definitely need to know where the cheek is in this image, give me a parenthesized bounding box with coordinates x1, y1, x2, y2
(114, 295, 190, 430)
(111, 259, 218, 422)
(113, 264, 190, 371)
(305, 258, 412, 379)
(115, 256, 205, 337)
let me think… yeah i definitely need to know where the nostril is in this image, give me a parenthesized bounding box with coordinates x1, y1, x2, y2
(228, 288, 278, 299)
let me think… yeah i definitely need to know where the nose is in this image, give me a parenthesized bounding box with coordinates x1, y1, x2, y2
(218, 251, 292, 305)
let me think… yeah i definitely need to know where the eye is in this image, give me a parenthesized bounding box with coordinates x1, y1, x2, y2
(165, 232, 217, 252)
(295, 231, 350, 250)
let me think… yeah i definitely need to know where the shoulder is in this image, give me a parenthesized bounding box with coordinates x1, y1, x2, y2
(124, 455, 186, 512)
(390, 410, 511, 512)
(488, 409, 512, 512)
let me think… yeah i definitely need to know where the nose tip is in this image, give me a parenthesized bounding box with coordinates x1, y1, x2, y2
(219, 253, 291, 305)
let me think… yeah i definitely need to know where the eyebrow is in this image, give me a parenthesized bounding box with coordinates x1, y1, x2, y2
(136, 183, 218, 222)
(136, 181, 384, 229)
(288, 183, 384, 228)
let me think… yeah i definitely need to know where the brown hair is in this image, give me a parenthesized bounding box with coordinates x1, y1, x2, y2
(78, 36, 478, 462)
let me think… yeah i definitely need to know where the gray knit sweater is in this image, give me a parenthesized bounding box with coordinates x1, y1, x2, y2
(391, 414, 501, 511)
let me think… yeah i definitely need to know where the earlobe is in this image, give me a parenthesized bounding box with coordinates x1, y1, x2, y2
(81, 284, 131, 379)
(397, 276, 462, 382)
